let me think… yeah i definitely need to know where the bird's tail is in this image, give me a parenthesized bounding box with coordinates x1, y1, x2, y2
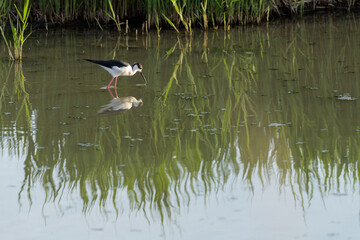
(83, 59, 95, 63)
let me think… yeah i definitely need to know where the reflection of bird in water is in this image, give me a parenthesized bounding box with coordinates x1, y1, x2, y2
(83, 59, 147, 89)
(98, 96, 143, 114)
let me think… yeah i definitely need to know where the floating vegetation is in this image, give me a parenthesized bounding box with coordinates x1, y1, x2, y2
(187, 113, 204, 117)
(77, 142, 99, 148)
(47, 106, 60, 110)
(304, 86, 319, 90)
(77, 142, 93, 147)
(72, 105, 90, 108)
(268, 123, 286, 127)
(287, 90, 299, 94)
(189, 128, 199, 132)
(68, 115, 87, 120)
(336, 93, 357, 101)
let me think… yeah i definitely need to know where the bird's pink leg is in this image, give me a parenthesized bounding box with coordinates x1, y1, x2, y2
(107, 77, 115, 89)
(114, 77, 118, 90)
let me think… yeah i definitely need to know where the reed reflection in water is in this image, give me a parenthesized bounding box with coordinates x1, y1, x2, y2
(0, 14, 360, 239)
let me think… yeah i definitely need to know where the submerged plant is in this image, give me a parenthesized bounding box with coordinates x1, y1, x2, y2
(201, 0, 208, 30)
(170, 0, 192, 34)
(162, 13, 179, 33)
(0, 25, 14, 60)
(0, 0, 31, 61)
(154, 12, 161, 37)
(106, 0, 123, 32)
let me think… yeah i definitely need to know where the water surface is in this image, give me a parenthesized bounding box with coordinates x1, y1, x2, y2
(1, 13, 360, 240)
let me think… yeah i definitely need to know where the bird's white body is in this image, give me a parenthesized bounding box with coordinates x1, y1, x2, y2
(100, 64, 134, 77)
(84, 59, 147, 89)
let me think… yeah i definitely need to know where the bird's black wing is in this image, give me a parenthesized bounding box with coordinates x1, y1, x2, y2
(83, 59, 129, 68)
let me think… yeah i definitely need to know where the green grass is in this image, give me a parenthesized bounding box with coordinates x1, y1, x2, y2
(0, 0, 355, 32)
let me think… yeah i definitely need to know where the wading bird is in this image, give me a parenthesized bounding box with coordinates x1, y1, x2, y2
(98, 96, 143, 114)
(84, 59, 147, 89)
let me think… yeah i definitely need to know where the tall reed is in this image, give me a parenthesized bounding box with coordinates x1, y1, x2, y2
(170, 0, 192, 34)
(1, 0, 351, 32)
(106, 0, 123, 32)
(201, 0, 208, 30)
(0, 0, 10, 21)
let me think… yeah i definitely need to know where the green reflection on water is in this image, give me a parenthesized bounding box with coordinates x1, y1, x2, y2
(0, 15, 360, 224)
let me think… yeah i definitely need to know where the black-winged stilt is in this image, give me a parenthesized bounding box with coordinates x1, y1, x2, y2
(84, 59, 147, 89)
(98, 96, 143, 114)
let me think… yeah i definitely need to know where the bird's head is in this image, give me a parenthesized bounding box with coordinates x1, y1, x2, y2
(131, 97, 143, 107)
(132, 62, 147, 84)
(132, 63, 143, 73)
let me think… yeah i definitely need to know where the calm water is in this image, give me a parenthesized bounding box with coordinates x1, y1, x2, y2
(1, 13, 360, 240)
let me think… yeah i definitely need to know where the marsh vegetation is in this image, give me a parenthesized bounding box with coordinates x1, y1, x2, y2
(0, 0, 359, 32)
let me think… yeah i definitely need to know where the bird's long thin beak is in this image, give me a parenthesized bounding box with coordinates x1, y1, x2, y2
(140, 72, 147, 84)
